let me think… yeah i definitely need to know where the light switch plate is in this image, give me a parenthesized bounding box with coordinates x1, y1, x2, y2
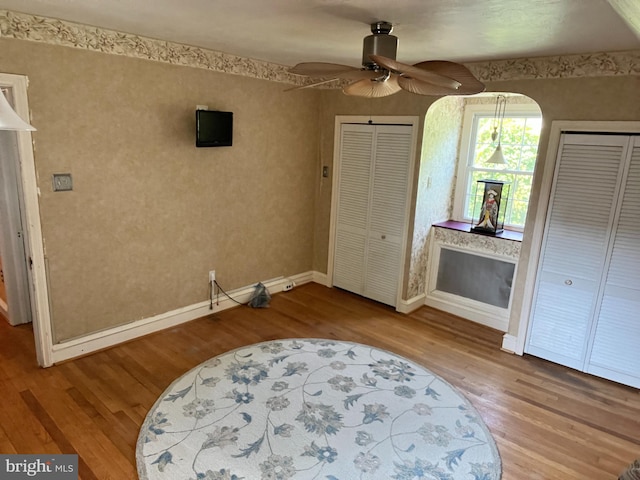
(52, 173, 73, 192)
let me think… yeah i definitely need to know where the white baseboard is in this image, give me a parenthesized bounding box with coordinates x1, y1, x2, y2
(0, 297, 7, 321)
(50, 271, 317, 364)
(501, 334, 517, 353)
(425, 292, 509, 332)
(397, 293, 426, 314)
(312, 271, 330, 287)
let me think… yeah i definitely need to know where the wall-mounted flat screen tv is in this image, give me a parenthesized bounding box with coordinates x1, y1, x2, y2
(196, 110, 233, 147)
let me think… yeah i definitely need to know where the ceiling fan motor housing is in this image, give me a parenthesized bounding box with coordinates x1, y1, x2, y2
(362, 21, 397, 69)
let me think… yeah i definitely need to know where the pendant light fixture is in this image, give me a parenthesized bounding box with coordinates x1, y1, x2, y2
(486, 94, 506, 164)
(0, 88, 36, 131)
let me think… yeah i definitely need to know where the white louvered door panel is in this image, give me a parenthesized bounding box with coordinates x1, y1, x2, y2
(587, 139, 640, 387)
(333, 123, 413, 307)
(526, 134, 627, 370)
(365, 126, 413, 306)
(333, 125, 374, 295)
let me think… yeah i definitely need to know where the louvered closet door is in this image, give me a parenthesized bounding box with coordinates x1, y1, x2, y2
(333, 123, 413, 307)
(364, 125, 412, 306)
(587, 138, 640, 388)
(525, 134, 628, 370)
(333, 125, 374, 296)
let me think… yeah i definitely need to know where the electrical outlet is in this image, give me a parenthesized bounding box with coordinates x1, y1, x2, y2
(282, 279, 295, 291)
(209, 270, 216, 283)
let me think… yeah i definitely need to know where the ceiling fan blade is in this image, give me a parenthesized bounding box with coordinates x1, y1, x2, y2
(342, 74, 401, 98)
(397, 77, 460, 96)
(289, 62, 360, 77)
(412, 61, 485, 94)
(284, 70, 381, 92)
(369, 55, 461, 90)
(283, 78, 341, 92)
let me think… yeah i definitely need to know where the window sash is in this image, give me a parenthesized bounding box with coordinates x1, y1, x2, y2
(454, 103, 541, 230)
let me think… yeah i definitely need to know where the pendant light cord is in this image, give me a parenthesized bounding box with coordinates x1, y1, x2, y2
(495, 95, 507, 146)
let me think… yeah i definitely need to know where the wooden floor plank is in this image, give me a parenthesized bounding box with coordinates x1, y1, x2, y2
(0, 283, 638, 479)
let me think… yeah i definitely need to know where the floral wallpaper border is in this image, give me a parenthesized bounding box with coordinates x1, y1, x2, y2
(1, 9, 638, 85)
(432, 227, 521, 260)
(466, 50, 640, 82)
(0, 10, 303, 86)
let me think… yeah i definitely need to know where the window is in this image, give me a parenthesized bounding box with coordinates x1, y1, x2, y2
(454, 101, 542, 230)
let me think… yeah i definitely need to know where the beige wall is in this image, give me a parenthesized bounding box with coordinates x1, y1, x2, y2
(2, 38, 321, 342)
(408, 96, 464, 299)
(314, 75, 640, 336)
(2, 26, 639, 345)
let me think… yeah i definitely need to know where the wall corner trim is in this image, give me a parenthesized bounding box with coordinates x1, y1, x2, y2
(397, 294, 426, 314)
(501, 334, 518, 354)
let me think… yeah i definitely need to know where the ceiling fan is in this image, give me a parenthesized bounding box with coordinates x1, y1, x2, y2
(288, 21, 485, 98)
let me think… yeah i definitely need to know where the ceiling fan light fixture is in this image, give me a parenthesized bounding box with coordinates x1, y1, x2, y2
(286, 22, 485, 98)
(343, 75, 401, 98)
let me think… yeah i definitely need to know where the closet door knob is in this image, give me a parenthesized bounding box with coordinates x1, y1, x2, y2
(565, 279, 573, 286)
(381, 234, 386, 240)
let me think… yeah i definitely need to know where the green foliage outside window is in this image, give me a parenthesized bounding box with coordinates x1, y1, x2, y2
(465, 115, 542, 227)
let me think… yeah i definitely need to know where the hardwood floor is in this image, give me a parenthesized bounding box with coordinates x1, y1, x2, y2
(0, 283, 638, 479)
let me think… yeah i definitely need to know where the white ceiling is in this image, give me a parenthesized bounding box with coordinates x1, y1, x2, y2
(1, 0, 639, 67)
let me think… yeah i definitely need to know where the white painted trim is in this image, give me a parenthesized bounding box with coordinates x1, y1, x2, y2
(514, 120, 640, 356)
(0, 73, 52, 367)
(288, 272, 321, 291)
(312, 271, 330, 287)
(452, 100, 542, 226)
(586, 364, 640, 390)
(425, 292, 509, 332)
(327, 115, 420, 308)
(501, 334, 517, 353)
(49, 272, 318, 364)
(396, 293, 426, 314)
(0, 297, 8, 318)
(425, 237, 516, 333)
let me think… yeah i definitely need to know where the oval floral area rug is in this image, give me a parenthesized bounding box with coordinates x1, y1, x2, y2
(137, 339, 501, 480)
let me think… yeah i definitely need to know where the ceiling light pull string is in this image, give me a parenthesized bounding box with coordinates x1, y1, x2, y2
(486, 94, 507, 165)
(491, 95, 500, 142)
(496, 94, 507, 148)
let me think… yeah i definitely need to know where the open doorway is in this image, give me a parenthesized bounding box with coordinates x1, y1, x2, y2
(0, 73, 52, 366)
(0, 126, 34, 327)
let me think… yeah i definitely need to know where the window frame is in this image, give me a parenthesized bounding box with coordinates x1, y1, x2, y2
(453, 102, 542, 232)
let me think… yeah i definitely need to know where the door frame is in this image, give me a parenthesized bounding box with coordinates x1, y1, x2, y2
(509, 120, 640, 356)
(327, 115, 419, 309)
(0, 73, 53, 367)
(0, 128, 33, 326)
